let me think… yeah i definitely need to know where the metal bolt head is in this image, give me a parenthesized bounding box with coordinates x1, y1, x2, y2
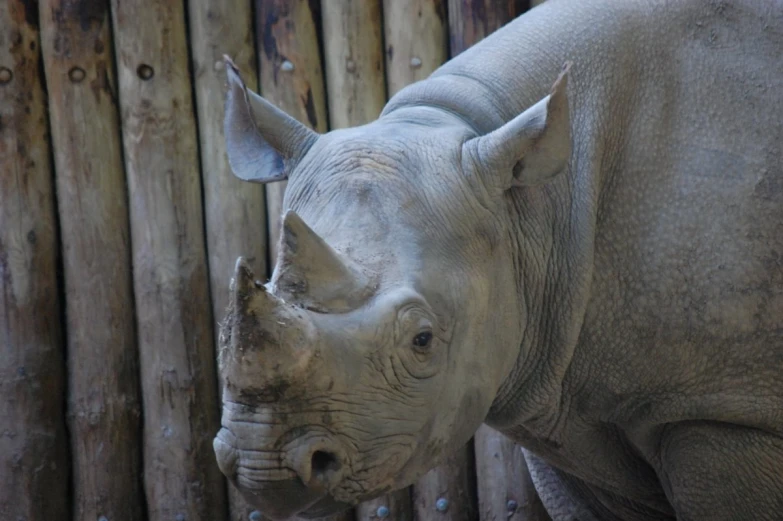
(346, 59, 357, 73)
(137, 63, 154, 80)
(435, 498, 449, 512)
(175, 514, 185, 521)
(280, 60, 295, 72)
(507, 499, 518, 512)
(410, 56, 423, 69)
(249, 511, 263, 521)
(68, 66, 86, 83)
(0, 67, 12, 85)
(98, 516, 109, 521)
(376, 505, 390, 518)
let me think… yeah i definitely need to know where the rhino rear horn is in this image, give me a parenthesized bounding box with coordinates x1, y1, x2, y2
(223, 55, 319, 183)
(271, 211, 376, 312)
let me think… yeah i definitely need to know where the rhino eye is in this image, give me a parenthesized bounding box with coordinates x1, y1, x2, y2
(412, 331, 433, 350)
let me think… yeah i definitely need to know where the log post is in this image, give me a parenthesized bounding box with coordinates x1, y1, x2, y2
(320, 2, 409, 518)
(256, 0, 329, 267)
(447, 0, 527, 56)
(381, 2, 480, 520)
(38, 1, 145, 520)
(109, 0, 227, 519)
(382, 0, 448, 97)
(445, 3, 545, 521)
(0, 2, 70, 520)
(474, 425, 550, 521)
(412, 443, 478, 521)
(321, 0, 386, 129)
(188, 1, 266, 520)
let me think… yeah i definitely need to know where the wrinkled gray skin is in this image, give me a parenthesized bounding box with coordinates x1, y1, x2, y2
(212, 0, 783, 519)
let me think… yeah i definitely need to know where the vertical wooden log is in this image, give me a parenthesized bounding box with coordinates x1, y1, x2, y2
(474, 426, 550, 521)
(39, 2, 145, 519)
(109, 0, 227, 519)
(0, 2, 70, 520)
(382, 0, 448, 96)
(355, 490, 412, 521)
(321, 2, 410, 520)
(447, 0, 527, 56)
(321, 0, 386, 129)
(412, 443, 478, 521)
(445, 4, 543, 521)
(256, 0, 329, 266)
(380, 3, 479, 520)
(188, 1, 266, 519)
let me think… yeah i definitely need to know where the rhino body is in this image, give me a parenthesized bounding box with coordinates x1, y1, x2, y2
(214, 0, 783, 520)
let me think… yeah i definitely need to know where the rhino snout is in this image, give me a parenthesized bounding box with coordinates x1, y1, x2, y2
(212, 426, 350, 519)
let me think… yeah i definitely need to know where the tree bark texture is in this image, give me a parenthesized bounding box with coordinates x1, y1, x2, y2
(188, 0, 267, 519)
(474, 425, 550, 521)
(447, 0, 527, 56)
(320, 0, 386, 129)
(382, 0, 448, 97)
(109, 0, 227, 519)
(39, 1, 145, 519)
(0, 2, 70, 520)
(257, 0, 330, 267)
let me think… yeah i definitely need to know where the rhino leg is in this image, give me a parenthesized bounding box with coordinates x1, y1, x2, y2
(523, 449, 601, 521)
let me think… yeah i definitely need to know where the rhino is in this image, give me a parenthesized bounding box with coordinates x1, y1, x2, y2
(211, 0, 783, 519)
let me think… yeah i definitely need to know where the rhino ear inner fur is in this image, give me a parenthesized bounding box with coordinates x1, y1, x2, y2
(223, 55, 319, 183)
(466, 62, 573, 189)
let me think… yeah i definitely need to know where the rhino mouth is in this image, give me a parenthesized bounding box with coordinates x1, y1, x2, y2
(296, 496, 354, 519)
(234, 476, 350, 520)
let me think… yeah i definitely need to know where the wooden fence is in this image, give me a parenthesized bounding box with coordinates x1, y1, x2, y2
(0, 1, 551, 520)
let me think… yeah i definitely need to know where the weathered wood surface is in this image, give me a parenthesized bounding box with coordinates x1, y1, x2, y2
(530, 0, 546, 8)
(355, 489, 413, 521)
(412, 442, 478, 521)
(444, 3, 543, 520)
(188, 1, 265, 519)
(252, 6, 345, 515)
(380, 3, 480, 519)
(447, 0, 526, 55)
(256, 0, 329, 266)
(321, 0, 386, 129)
(39, 2, 145, 519)
(0, 2, 70, 520)
(475, 425, 550, 521)
(320, 2, 411, 519)
(382, 0, 448, 96)
(109, 0, 227, 519)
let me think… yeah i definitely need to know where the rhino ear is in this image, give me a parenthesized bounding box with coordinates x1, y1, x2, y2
(223, 55, 319, 183)
(466, 62, 572, 189)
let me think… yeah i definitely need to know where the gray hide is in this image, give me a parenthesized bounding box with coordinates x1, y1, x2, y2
(214, 0, 783, 520)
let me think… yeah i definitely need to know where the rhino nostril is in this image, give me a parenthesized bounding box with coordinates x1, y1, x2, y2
(311, 450, 341, 477)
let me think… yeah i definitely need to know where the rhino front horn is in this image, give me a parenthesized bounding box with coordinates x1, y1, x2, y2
(219, 256, 318, 393)
(271, 210, 376, 312)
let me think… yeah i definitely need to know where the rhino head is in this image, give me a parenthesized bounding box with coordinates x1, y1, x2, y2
(213, 57, 572, 519)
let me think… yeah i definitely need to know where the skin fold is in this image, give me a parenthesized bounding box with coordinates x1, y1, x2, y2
(213, 0, 783, 519)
